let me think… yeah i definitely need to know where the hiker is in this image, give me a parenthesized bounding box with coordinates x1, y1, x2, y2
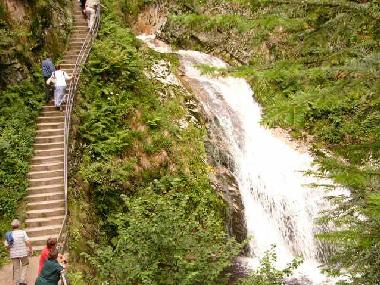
(47, 65, 72, 111)
(80, 0, 87, 17)
(38, 238, 57, 274)
(35, 249, 64, 285)
(41, 57, 55, 103)
(85, 0, 99, 31)
(4, 219, 33, 285)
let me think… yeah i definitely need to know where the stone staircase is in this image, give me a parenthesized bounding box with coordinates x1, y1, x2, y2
(25, 1, 89, 251)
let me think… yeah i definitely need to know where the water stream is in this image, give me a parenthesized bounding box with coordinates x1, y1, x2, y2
(137, 34, 339, 284)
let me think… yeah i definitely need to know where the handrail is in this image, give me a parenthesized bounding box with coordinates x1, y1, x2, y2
(58, 5, 101, 251)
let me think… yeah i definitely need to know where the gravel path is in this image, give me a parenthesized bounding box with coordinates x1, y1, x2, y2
(0, 256, 39, 285)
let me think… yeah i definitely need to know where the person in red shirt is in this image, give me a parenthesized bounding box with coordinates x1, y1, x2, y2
(38, 238, 57, 273)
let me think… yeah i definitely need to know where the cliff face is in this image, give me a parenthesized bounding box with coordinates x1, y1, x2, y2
(0, 0, 71, 88)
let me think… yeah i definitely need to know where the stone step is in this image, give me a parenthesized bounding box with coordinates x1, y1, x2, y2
(70, 31, 88, 38)
(37, 122, 64, 130)
(34, 148, 64, 157)
(36, 128, 64, 137)
(28, 184, 64, 195)
(69, 39, 85, 44)
(69, 36, 87, 43)
(62, 69, 74, 75)
(27, 192, 64, 203)
(73, 16, 87, 21)
(74, 11, 85, 15)
(29, 176, 64, 187)
(37, 116, 64, 123)
(74, 21, 88, 26)
(31, 154, 64, 165)
(28, 169, 64, 179)
(34, 142, 64, 150)
(26, 224, 62, 237)
(43, 105, 66, 112)
(60, 59, 78, 65)
(69, 42, 85, 49)
(60, 63, 76, 69)
(65, 47, 83, 54)
(62, 54, 80, 61)
(27, 207, 65, 219)
(40, 110, 64, 117)
(69, 35, 87, 41)
(73, 13, 86, 18)
(29, 234, 59, 246)
(28, 199, 65, 211)
(31, 162, 64, 172)
(26, 215, 65, 228)
(35, 135, 64, 144)
(73, 25, 88, 30)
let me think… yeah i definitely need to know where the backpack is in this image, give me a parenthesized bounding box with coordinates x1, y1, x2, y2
(5, 231, 14, 247)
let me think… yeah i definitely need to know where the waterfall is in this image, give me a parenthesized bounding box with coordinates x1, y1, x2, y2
(137, 34, 341, 285)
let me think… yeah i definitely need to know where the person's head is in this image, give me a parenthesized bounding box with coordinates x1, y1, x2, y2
(11, 219, 20, 229)
(48, 248, 59, 260)
(56, 64, 61, 70)
(46, 237, 57, 250)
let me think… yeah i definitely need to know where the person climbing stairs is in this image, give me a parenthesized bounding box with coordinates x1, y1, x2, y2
(25, 0, 89, 252)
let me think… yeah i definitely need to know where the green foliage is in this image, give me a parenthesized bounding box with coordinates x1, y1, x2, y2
(0, 81, 43, 219)
(66, 271, 86, 285)
(171, 13, 307, 33)
(0, 80, 44, 265)
(238, 246, 301, 285)
(83, 188, 240, 285)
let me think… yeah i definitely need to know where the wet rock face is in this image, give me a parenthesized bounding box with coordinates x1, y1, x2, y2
(206, 120, 247, 248)
(0, 60, 28, 87)
(133, 4, 168, 34)
(160, 23, 254, 66)
(2, 0, 27, 23)
(157, 2, 258, 66)
(176, 74, 248, 248)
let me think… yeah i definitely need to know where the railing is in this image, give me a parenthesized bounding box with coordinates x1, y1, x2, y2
(58, 6, 101, 250)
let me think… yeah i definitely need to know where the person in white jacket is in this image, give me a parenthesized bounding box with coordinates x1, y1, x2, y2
(47, 65, 72, 110)
(85, 0, 99, 31)
(4, 219, 33, 285)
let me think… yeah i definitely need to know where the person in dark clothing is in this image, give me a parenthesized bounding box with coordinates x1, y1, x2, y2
(35, 249, 64, 285)
(41, 57, 55, 103)
(80, 0, 87, 17)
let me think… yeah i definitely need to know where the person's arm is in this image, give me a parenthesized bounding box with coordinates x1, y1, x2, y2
(46, 71, 55, 85)
(63, 72, 72, 81)
(49, 60, 55, 72)
(24, 231, 33, 255)
(3, 240, 10, 251)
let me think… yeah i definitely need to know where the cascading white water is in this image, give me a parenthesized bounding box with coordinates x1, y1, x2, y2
(137, 34, 339, 284)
